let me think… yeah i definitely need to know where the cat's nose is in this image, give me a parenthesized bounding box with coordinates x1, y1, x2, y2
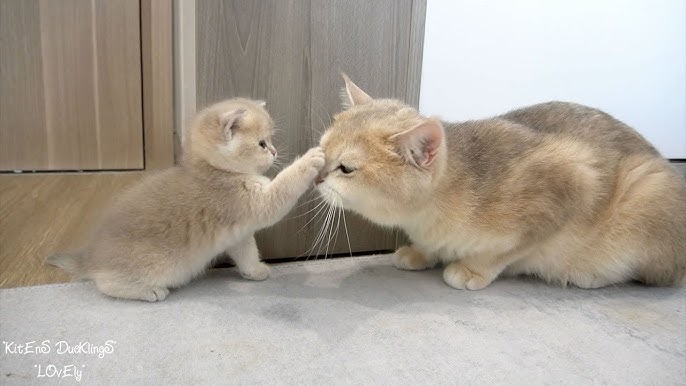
(315, 173, 326, 185)
(268, 145, 277, 157)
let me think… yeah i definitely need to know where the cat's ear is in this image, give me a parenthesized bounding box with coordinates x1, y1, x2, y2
(256, 100, 267, 108)
(220, 109, 246, 140)
(390, 119, 444, 168)
(341, 73, 373, 107)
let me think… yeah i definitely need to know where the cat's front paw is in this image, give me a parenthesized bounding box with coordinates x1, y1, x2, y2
(443, 262, 491, 290)
(393, 246, 432, 270)
(240, 262, 271, 281)
(298, 147, 326, 178)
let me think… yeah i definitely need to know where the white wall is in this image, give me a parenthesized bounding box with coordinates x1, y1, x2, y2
(419, 0, 686, 159)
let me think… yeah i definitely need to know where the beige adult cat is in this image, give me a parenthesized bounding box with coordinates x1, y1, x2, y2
(316, 75, 686, 290)
(48, 98, 325, 301)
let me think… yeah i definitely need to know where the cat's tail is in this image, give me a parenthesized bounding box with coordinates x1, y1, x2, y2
(45, 252, 85, 279)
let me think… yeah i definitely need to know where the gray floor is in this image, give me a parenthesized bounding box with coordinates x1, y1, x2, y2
(1, 255, 684, 385)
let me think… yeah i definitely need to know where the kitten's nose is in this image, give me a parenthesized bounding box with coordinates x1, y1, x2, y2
(315, 173, 326, 185)
(268, 145, 277, 157)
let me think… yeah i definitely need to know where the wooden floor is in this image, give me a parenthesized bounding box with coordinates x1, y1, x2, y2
(0, 172, 145, 288)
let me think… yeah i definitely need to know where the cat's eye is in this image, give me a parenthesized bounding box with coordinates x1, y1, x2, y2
(338, 164, 355, 174)
(259, 140, 267, 149)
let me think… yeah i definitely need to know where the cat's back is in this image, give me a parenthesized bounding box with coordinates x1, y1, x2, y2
(96, 167, 245, 237)
(442, 101, 664, 187)
(98, 168, 196, 229)
(498, 101, 659, 157)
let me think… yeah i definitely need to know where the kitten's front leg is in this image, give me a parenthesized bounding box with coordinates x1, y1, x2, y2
(227, 236, 270, 281)
(252, 147, 325, 226)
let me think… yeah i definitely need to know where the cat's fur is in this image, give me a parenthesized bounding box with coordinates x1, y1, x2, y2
(48, 98, 325, 301)
(316, 75, 686, 290)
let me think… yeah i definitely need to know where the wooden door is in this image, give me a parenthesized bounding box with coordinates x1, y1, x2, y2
(0, 0, 143, 171)
(193, 0, 426, 258)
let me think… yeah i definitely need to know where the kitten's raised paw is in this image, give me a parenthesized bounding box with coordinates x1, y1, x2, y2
(443, 263, 490, 290)
(240, 262, 271, 281)
(299, 147, 326, 176)
(393, 246, 432, 270)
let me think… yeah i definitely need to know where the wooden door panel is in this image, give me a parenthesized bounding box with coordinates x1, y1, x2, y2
(94, 0, 144, 169)
(0, 0, 49, 169)
(0, 0, 143, 171)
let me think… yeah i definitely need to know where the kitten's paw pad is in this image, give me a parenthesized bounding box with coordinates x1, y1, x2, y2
(142, 287, 170, 302)
(393, 246, 431, 271)
(240, 262, 271, 281)
(443, 264, 490, 290)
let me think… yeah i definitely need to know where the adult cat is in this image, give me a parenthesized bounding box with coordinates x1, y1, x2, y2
(316, 75, 686, 290)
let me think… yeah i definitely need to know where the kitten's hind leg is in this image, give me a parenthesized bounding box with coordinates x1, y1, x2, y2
(92, 273, 169, 302)
(228, 236, 271, 281)
(393, 245, 437, 271)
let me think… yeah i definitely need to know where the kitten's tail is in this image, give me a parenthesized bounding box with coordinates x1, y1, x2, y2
(45, 252, 85, 278)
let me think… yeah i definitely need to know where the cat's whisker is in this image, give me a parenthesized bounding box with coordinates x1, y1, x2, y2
(322, 205, 339, 259)
(288, 123, 324, 146)
(311, 105, 326, 132)
(316, 195, 337, 257)
(271, 114, 287, 127)
(302, 200, 333, 259)
(313, 203, 335, 259)
(341, 201, 353, 257)
(292, 195, 323, 212)
(325, 203, 343, 259)
(311, 96, 333, 126)
(292, 199, 327, 221)
(310, 126, 323, 137)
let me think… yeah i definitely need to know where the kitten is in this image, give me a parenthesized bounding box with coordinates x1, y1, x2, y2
(316, 74, 686, 290)
(48, 98, 325, 301)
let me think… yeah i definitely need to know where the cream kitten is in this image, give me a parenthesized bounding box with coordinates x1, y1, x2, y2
(316, 75, 686, 290)
(48, 98, 325, 301)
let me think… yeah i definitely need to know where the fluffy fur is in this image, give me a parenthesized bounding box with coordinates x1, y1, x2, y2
(317, 75, 686, 290)
(47, 98, 325, 301)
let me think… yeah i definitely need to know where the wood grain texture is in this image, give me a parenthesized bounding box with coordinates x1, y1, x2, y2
(0, 0, 48, 169)
(0, 0, 143, 171)
(141, 0, 175, 170)
(40, 0, 100, 168)
(196, 0, 426, 258)
(0, 173, 145, 288)
(94, 0, 144, 168)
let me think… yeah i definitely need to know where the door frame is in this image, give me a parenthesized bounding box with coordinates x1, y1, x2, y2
(141, 0, 175, 169)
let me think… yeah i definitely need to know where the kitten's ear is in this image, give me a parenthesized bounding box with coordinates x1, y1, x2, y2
(390, 119, 444, 168)
(256, 100, 267, 108)
(340, 73, 373, 108)
(220, 109, 246, 140)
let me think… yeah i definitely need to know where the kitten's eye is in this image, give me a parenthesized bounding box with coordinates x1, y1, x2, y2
(259, 140, 267, 149)
(338, 164, 355, 174)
